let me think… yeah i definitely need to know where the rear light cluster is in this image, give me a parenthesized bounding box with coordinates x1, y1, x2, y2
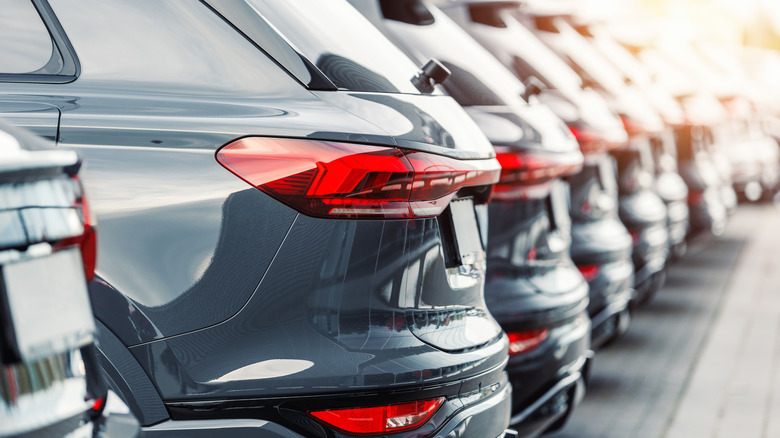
(216, 137, 500, 219)
(620, 115, 646, 138)
(577, 264, 600, 282)
(569, 126, 623, 155)
(309, 398, 445, 435)
(77, 185, 97, 282)
(687, 190, 704, 206)
(506, 328, 549, 355)
(53, 175, 96, 282)
(492, 146, 583, 201)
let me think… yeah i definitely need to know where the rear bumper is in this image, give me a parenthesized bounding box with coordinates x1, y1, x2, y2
(590, 286, 633, 349)
(147, 375, 512, 438)
(509, 353, 591, 436)
(665, 200, 689, 249)
(506, 313, 590, 435)
(632, 256, 667, 305)
(630, 223, 668, 300)
(688, 199, 728, 237)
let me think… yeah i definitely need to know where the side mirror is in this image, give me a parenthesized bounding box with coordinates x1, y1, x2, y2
(521, 76, 546, 101)
(411, 59, 450, 94)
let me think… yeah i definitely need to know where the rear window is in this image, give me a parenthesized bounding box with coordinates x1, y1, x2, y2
(244, 0, 423, 93)
(503, 14, 583, 94)
(379, 1, 524, 107)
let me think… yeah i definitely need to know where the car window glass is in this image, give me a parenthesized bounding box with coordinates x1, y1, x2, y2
(0, 0, 55, 74)
(380, 3, 524, 106)
(244, 0, 421, 93)
(502, 14, 583, 94)
(550, 18, 626, 95)
(48, 0, 297, 96)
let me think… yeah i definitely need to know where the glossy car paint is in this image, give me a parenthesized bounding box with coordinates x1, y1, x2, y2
(674, 125, 730, 236)
(0, 1, 511, 436)
(348, 1, 591, 434)
(568, 22, 690, 258)
(631, 45, 740, 217)
(441, 1, 634, 348)
(521, 11, 671, 303)
(611, 144, 669, 304)
(629, 46, 734, 235)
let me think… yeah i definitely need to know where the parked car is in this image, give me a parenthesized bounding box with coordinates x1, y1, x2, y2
(348, 1, 591, 435)
(519, 9, 671, 304)
(657, 40, 774, 203)
(441, 0, 634, 346)
(624, 44, 732, 235)
(0, 0, 514, 437)
(0, 119, 138, 437)
(566, 20, 690, 260)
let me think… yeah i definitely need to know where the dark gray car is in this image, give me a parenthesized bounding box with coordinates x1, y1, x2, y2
(0, 0, 512, 436)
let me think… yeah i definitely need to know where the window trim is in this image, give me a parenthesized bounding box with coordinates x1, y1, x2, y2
(202, 0, 336, 91)
(0, 0, 80, 84)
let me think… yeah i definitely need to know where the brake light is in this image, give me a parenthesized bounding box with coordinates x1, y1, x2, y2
(309, 398, 445, 434)
(91, 396, 105, 413)
(577, 264, 600, 282)
(54, 176, 96, 281)
(216, 138, 499, 219)
(79, 191, 97, 282)
(492, 146, 582, 201)
(506, 329, 549, 355)
(688, 190, 704, 206)
(621, 115, 642, 137)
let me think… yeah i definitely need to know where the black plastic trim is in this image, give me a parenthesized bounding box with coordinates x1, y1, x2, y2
(94, 320, 170, 427)
(0, 0, 80, 84)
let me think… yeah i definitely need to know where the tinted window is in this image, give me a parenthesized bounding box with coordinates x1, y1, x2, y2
(379, 2, 524, 106)
(503, 14, 583, 94)
(0, 0, 55, 74)
(244, 0, 422, 93)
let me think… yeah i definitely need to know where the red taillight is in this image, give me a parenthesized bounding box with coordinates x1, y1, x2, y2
(621, 115, 641, 137)
(687, 190, 704, 206)
(91, 396, 105, 413)
(309, 398, 445, 434)
(506, 329, 549, 355)
(629, 229, 642, 243)
(492, 146, 582, 201)
(569, 126, 623, 155)
(577, 264, 600, 282)
(54, 177, 96, 281)
(79, 191, 97, 282)
(216, 138, 499, 219)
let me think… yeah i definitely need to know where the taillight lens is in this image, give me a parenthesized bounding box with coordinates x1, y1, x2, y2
(79, 190, 97, 282)
(506, 329, 549, 355)
(621, 115, 642, 137)
(577, 264, 600, 282)
(309, 398, 445, 434)
(55, 176, 96, 281)
(688, 190, 704, 206)
(492, 146, 582, 201)
(216, 137, 500, 219)
(91, 397, 105, 412)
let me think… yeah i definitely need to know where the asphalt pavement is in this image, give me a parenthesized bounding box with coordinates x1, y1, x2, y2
(548, 204, 779, 438)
